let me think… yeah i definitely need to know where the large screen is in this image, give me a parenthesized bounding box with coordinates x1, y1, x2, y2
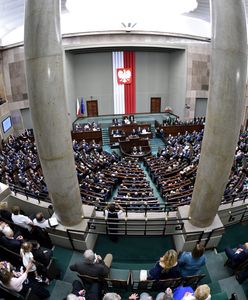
(2, 116, 12, 133)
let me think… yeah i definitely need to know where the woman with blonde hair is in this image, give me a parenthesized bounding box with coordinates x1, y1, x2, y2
(194, 284, 211, 300)
(148, 249, 180, 280)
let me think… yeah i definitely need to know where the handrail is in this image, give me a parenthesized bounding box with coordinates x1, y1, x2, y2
(66, 215, 204, 250)
(226, 205, 248, 225)
(203, 226, 225, 248)
(8, 183, 50, 204)
(8, 181, 248, 216)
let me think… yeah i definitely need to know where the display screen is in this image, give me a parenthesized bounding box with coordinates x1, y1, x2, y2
(2, 116, 12, 133)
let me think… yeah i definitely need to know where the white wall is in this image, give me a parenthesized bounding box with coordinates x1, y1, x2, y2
(168, 50, 187, 118)
(20, 108, 33, 129)
(136, 52, 170, 112)
(73, 52, 114, 115)
(64, 50, 187, 116)
(64, 52, 76, 124)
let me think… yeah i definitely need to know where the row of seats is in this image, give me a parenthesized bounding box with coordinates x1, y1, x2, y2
(77, 269, 206, 292)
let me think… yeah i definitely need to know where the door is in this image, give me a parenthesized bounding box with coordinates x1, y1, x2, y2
(87, 100, 98, 117)
(195, 98, 208, 117)
(150, 97, 161, 113)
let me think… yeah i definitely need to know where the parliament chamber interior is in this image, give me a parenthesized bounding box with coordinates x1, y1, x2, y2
(0, 0, 248, 299)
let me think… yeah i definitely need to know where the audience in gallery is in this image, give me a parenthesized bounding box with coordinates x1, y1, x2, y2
(136, 284, 211, 300)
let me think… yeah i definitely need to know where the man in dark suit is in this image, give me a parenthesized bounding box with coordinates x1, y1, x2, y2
(70, 249, 113, 279)
(225, 242, 248, 267)
(0, 225, 23, 253)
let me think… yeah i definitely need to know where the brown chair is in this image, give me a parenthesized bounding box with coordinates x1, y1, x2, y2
(77, 273, 102, 285)
(105, 269, 131, 291)
(183, 274, 206, 289)
(131, 270, 155, 291)
(152, 277, 182, 291)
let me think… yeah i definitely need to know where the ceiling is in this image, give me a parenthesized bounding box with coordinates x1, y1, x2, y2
(0, 0, 247, 46)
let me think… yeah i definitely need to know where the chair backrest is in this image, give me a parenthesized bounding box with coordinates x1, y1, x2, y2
(236, 257, 248, 272)
(46, 258, 61, 280)
(0, 284, 33, 300)
(0, 244, 22, 267)
(183, 274, 206, 289)
(135, 279, 155, 291)
(152, 277, 182, 291)
(77, 273, 102, 284)
(105, 277, 129, 290)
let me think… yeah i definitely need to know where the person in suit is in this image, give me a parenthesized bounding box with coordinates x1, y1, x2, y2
(0, 225, 23, 253)
(225, 242, 248, 267)
(70, 249, 113, 279)
(65, 280, 101, 300)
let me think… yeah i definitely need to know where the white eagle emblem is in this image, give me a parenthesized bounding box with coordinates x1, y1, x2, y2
(117, 68, 132, 84)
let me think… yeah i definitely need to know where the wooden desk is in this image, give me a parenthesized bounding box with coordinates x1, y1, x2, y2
(109, 123, 152, 145)
(71, 129, 102, 144)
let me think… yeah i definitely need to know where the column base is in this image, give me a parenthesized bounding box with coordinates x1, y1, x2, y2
(174, 205, 224, 252)
(48, 205, 97, 250)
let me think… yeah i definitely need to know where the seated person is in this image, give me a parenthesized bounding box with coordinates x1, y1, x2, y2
(132, 146, 138, 155)
(33, 212, 50, 229)
(148, 249, 180, 280)
(141, 128, 147, 134)
(31, 240, 53, 267)
(225, 242, 248, 267)
(112, 118, 118, 126)
(129, 115, 135, 123)
(178, 243, 206, 277)
(0, 202, 12, 222)
(123, 116, 130, 124)
(64, 279, 101, 300)
(11, 206, 33, 232)
(0, 260, 50, 299)
(70, 249, 113, 279)
(0, 225, 23, 253)
(138, 146, 144, 155)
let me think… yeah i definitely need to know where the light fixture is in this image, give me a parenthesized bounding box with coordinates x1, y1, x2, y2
(121, 22, 137, 32)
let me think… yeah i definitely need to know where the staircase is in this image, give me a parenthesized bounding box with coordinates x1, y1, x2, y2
(102, 127, 110, 146)
(148, 124, 165, 155)
(150, 137, 165, 155)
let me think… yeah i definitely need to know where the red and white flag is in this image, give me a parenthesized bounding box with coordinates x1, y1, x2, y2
(112, 51, 136, 114)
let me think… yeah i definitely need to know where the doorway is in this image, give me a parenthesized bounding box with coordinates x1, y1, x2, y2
(150, 97, 161, 113)
(87, 100, 99, 117)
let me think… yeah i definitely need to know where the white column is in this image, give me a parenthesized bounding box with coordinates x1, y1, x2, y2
(189, 0, 247, 227)
(24, 0, 83, 226)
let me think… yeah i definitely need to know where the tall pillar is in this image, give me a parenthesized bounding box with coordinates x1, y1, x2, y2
(24, 0, 83, 226)
(189, 0, 247, 227)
